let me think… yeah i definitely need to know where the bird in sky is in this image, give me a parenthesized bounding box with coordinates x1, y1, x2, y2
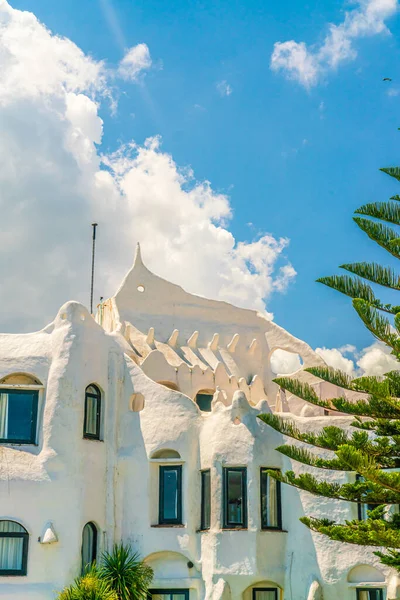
(383, 78, 392, 82)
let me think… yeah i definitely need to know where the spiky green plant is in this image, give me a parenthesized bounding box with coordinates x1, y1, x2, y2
(57, 566, 118, 600)
(258, 164, 400, 571)
(98, 544, 153, 600)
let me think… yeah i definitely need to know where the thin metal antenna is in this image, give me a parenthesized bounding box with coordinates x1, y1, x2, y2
(90, 223, 98, 315)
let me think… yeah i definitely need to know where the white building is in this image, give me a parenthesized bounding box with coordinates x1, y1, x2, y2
(0, 245, 398, 600)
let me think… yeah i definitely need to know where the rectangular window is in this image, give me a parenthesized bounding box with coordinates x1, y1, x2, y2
(223, 467, 247, 529)
(159, 466, 182, 525)
(149, 589, 189, 600)
(356, 589, 384, 600)
(260, 468, 282, 530)
(0, 389, 38, 444)
(201, 470, 211, 530)
(356, 474, 375, 520)
(252, 588, 278, 600)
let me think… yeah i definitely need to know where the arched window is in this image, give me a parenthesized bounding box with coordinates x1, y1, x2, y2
(84, 385, 101, 440)
(0, 373, 40, 445)
(0, 520, 29, 576)
(81, 522, 97, 573)
(157, 381, 180, 391)
(195, 390, 215, 412)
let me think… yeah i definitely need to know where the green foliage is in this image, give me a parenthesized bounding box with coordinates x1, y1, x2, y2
(56, 546, 153, 600)
(258, 157, 400, 572)
(341, 263, 400, 290)
(99, 544, 154, 600)
(57, 568, 118, 600)
(353, 217, 400, 261)
(355, 201, 400, 226)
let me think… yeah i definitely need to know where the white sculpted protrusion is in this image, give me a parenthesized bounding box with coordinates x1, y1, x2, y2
(146, 327, 155, 346)
(227, 333, 239, 353)
(209, 333, 219, 351)
(187, 331, 199, 348)
(168, 329, 179, 347)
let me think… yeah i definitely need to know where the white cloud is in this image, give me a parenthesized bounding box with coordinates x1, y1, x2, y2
(216, 80, 233, 96)
(118, 43, 152, 81)
(314, 341, 399, 376)
(270, 349, 302, 375)
(0, 1, 295, 332)
(270, 0, 398, 87)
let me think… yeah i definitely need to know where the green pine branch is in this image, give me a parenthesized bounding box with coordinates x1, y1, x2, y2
(355, 202, 400, 227)
(381, 166, 400, 183)
(341, 262, 400, 291)
(353, 217, 400, 261)
(266, 469, 400, 504)
(302, 515, 400, 548)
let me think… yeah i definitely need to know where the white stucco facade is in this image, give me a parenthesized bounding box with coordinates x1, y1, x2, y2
(0, 245, 398, 599)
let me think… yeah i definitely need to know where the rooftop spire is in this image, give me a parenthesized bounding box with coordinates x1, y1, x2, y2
(134, 242, 144, 268)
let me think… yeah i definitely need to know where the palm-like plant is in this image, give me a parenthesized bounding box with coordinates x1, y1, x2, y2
(99, 544, 154, 600)
(57, 567, 118, 600)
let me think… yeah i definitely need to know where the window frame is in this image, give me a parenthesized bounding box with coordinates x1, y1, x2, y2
(83, 385, 101, 440)
(356, 589, 384, 600)
(0, 388, 39, 445)
(356, 474, 375, 520)
(0, 520, 29, 576)
(148, 589, 189, 600)
(252, 588, 278, 600)
(222, 466, 247, 529)
(81, 521, 98, 573)
(201, 469, 211, 530)
(260, 468, 282, 530)
(159, 465, 183, 525)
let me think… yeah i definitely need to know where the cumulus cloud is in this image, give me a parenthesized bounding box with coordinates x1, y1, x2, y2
(216, 80, 233, 96)
(117, 43, 152, 81)
(271, 0, 398, 87)
(0, 1, 295, 332)
(315, 341, 399, 376)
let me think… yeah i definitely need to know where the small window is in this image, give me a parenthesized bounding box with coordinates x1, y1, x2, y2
(149, 590, 189, 600)
(223, 467, 247, 529)
(195, 391, 214, 412)
(356, 474, 375, 520)
(159, 465, 182, 525)
(201, 470, 211, 530)
(0, 520, 29, 576)
(0, 389, 38, 444)
(260, 468, 282, 530)
(84, 385, 101, 440)
(81, 522, 97, 573)
(252, 589, 278, 600)
(356, 590, 384, 600)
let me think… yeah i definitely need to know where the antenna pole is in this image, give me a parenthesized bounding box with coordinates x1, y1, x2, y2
(90, 223, 98, 315)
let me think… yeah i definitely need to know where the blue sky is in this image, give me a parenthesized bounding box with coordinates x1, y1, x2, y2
(4, 0, 400, 370)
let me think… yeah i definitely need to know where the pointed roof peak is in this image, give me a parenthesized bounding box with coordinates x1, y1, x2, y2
(133, 242, 144, 268)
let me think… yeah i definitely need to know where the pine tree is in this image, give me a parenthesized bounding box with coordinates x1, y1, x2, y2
(258, 165, 400, 570)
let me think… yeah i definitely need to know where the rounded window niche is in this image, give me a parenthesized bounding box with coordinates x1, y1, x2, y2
(348, 565, 385, 584)
(157, 381, 180, 391)
(270, 349, 303, 376)
(151, 449, 181, 460)
(0, 373, 42, 385)
(195, 390, 215, 412)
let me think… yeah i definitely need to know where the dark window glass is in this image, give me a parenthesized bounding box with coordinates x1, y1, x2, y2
(196, 393, 213, 412)
(81, 522, 97, 573)
(356, 474, 375, 520)
(252, 589, 278, 600)
(356, 589, 384, 600)
(149, 589, 189, 600)
(84, 385, 101, 440)
(261, 469, 282, 529)
(0, 389, 38, 444)
(223, 467, 247, 529)
(0, 520, 29, 576)
(159, 466, 182, 524)
(201, 470, 211, 530)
